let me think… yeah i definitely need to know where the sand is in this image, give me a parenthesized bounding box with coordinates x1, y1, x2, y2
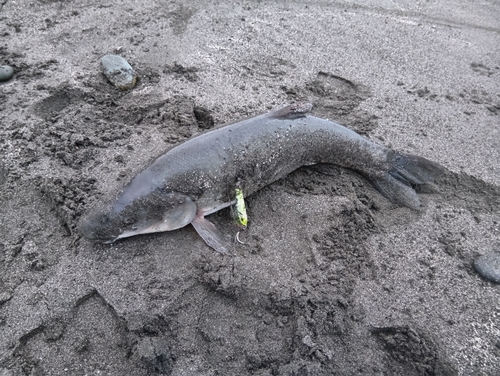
(0, 0, 499, 375)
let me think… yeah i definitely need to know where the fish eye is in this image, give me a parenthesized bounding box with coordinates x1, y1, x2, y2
(100, 214, 110, 224)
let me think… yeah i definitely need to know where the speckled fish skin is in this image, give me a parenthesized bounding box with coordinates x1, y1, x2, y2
(114, 103, 385, 215)
(77, 103, 444, 252)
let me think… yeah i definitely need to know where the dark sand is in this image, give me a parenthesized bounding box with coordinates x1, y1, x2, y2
(1, 1, 499, 375)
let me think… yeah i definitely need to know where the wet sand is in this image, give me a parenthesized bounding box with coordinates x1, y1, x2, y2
(0, 1, 499, 374)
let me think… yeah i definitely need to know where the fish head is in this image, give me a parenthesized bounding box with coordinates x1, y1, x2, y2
(77, 190, 197, 243)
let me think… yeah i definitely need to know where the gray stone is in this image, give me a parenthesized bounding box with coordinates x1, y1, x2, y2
(101, 55, 137, 90)
(474, 252, 500, 283)
(0, 66, 14, 82)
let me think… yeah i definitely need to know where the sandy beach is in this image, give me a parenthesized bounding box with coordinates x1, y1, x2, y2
(0, 1, 499, 374)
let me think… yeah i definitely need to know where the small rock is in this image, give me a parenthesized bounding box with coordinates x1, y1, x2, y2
(0, 65, 14, 82)
(474, 252, 500, 283)
(101, 55, 137, 90)
(302, 334, 316, 348)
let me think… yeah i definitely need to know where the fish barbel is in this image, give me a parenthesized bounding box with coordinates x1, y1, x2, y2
(78, 103, 444, 253)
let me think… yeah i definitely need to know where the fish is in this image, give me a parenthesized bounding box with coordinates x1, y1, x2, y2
(77, 103, 444, 254)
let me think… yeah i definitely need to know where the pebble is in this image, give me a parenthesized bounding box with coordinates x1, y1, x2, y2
(0, 65, 14, 82)
(474, 252, 500, 283)
(101, 55, 137, 90)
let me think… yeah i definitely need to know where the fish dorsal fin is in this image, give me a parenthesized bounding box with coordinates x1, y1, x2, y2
(268, 102, 313, 120)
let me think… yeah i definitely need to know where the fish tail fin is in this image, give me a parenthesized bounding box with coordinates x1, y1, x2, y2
(370, 151, 445, 210)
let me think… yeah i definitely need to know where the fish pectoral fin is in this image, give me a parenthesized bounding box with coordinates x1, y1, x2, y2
(191, 216, 230, 255)
(269, 102, 313, 120)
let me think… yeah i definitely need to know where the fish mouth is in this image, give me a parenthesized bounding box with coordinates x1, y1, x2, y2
(114, 221, 166, 240)
(102, 237, 118, 244)
(79, 232, 118, 244)
(76, 216, 120, 244)
(76, 202, 129, 244)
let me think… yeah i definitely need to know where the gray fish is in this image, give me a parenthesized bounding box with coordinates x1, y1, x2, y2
(78, 103, 444, 253)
